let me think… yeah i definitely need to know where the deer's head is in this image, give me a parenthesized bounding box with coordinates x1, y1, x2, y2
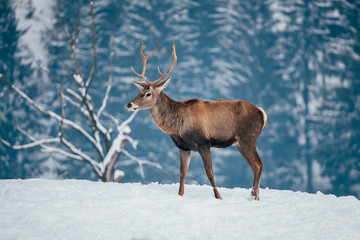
(127, 43, 177, 111)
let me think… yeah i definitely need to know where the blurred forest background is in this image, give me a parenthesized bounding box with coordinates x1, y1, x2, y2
(1, 0, 359, 198)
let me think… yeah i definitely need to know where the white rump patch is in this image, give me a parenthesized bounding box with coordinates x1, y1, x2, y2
(258, 107, 267, 129)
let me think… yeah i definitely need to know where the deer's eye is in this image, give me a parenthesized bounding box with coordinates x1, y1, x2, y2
(146, 93, 152, 97)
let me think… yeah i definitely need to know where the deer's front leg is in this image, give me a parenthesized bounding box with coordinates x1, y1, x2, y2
(178, 149, 191, 196)
(198, 147, 222, 199)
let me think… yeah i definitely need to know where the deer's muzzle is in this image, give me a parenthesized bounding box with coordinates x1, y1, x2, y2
(127, 102, 138, 111)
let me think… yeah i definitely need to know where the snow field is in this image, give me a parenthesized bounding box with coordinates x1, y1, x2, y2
(0, 179, 359, 240)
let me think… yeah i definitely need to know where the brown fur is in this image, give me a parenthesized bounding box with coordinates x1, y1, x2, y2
(127, 43, 266, 200)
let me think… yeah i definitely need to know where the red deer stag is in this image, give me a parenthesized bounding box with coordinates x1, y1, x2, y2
(127, 43, 267, 200)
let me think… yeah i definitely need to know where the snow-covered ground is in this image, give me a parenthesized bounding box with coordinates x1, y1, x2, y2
(0, 179, 359, 240)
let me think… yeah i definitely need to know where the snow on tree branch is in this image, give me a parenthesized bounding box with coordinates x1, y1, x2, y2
(16, 127, 101, 176)
(121, 149, 163, 179)
(0, 137, 60, 150)
(97, 52, 113, 120)
(1, 76, 104, 159)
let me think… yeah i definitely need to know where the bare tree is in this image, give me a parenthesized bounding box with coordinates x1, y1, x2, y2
(0, 0, 161, 182)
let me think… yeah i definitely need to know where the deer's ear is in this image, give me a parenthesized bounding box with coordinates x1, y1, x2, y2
(156, 77, 171, 91)
(133, 80, 147, 90)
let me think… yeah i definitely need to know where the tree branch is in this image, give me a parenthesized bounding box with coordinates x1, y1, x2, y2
(62, 94, 89, 117)
(97, 14, 119, 120)
(1, 75, 104, 159)
(60, 5, 82, 79)
(102, 112, 119, 126)
(60, 137, 102, 176)
(66, 88, 83, 102)
(101, 112, 138, 173)
(121, 149, 162, 179)
(122, 110, 139, 127)
(85, 0, 97, 94)
(97, 53, 113, 119)
(16, 127, 102, 177)
(100, 111, 141, 181)
(0, 137, 60, 150)
(58, 85, 65, 140)
(1, 133, 84, 164)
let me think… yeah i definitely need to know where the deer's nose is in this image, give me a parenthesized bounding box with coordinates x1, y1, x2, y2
(127, 102, 138, 111)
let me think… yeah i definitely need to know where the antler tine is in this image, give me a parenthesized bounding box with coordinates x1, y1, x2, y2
(153, 44, 177, 85)
(131, 42, 160, 83)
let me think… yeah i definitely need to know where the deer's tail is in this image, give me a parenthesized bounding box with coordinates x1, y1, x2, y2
(258, 107, 267, 129)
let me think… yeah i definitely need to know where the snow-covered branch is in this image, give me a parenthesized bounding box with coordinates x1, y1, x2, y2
(98, 110, 161, 180)
(66, 88, 83, 102)
(101, 111, 138, 180)
(18, 127, 101, 176)
(62, 94, 89, 117)
(1, 76, 104, 159)
(121, 149, 162, 179)
(122, 109, 139, 127)
(57, 1, 112, 152)
(60, 138, 102, 176)
(84, 0, 97, 95)
(102, 112, 119, 126)
(0, 137, 60, 150)
(97, 14, 118, 120)
(97, 53, 113, 119)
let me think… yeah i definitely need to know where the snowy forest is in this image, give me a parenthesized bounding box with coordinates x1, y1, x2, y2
(0, 0, 359, 198)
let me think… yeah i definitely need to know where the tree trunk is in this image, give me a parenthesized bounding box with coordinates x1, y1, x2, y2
(103, 137, 129, 182)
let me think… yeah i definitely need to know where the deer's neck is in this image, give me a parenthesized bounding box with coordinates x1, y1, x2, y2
(150, 92, 184, 135)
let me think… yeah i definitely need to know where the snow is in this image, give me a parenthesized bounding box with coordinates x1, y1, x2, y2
(1, 179, 359, 240)
(73, 73, 83, 85)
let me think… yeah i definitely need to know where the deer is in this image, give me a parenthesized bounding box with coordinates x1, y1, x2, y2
(127, 43, 267, 200)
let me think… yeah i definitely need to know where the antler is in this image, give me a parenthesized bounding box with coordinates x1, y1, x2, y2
(131, 42, 159, 84)
(153, 44, 177, 85)
(132, 43, 177, 85)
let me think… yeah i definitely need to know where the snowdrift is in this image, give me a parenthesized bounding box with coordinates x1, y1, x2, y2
(1, 179, 359, 239)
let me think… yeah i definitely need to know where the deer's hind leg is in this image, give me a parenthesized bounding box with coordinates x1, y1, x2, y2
(235, 138, 263, 200)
